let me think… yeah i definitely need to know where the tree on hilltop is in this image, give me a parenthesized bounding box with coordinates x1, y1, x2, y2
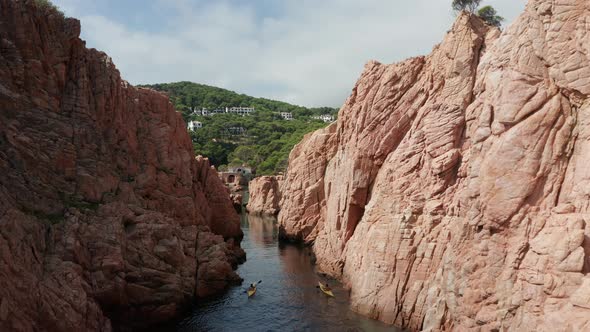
(452, 1, 505, 28)
(452, 0, 482, 13)
(478, 6, 504, 27)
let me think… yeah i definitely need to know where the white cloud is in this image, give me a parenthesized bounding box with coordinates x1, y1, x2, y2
(53, 0, 527, 107)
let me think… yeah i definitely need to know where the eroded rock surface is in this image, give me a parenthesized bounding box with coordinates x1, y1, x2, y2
(0, 1, 243, 330)
(279, 123, 337, 242)
(246, 176, 283, 216)
(279, 2, 590, 331)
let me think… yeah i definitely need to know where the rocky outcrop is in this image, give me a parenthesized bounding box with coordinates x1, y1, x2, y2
(279, 2, 590, 331)
(230, 192, 243, 212)
(0, 1, 243, 331)
(246, 176, 283, 216)
(279, 123, 337, 242)
(194, 157, 243, 240)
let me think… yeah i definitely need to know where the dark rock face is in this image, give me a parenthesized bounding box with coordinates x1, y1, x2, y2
(0, 1, 243, 330)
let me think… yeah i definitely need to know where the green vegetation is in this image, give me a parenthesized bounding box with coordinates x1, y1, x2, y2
(143, 82, 337, 175)
(451, 0, 481, 13)
(144, 82, 337, 123)
(452, 0, 503, 28)
(478, 6, 504, 27)
(186, 112, 328, 174)
(34, 0, 65, 18)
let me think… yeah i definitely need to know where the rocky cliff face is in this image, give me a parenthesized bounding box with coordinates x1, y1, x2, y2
(279, 1, 590, 331)
(279, 123, 337, 242)
(0, 1, 243, 330)
(246, 176, 283, 216)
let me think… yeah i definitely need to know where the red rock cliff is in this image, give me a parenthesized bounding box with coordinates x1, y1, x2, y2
(0, 0, 243, 330)
(246, 176, 283, 216)
(279, 2, 590, 331)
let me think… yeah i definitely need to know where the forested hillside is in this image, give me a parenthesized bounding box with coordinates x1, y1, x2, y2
(142, 82, 337, 175)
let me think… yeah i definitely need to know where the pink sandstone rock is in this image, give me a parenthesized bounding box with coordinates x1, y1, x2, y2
(246, 176, 283, 216)
(279, 2, 590, 331)
(0, 1, 243, 330)
(279, 123, 337, 242)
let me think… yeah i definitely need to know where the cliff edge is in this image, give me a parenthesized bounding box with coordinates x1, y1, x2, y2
(279, 2, 590, 331)
(0, 0, 243, 330)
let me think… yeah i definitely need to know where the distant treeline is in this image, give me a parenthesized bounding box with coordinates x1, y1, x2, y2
(142, 81, 338, 122)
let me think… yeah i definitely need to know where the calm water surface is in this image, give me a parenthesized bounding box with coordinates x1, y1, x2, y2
(177, 213, 398, 332)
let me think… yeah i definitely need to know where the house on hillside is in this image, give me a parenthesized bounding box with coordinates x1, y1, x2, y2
(312, 114, 335, 123)
(219, 167, 253, 185)
(210, 108, 226, 115)
(228, 107, 254, 116)
(219, 166, 254, 186)
(224, 126, 247, 136)
(187, 120, 202, 131)
(191, 107, 206, 116)
(280, 112, 293, 120)
(198, 106, 254, 116)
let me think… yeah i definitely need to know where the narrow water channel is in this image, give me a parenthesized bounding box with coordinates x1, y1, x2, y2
(176, 213, 398, 332)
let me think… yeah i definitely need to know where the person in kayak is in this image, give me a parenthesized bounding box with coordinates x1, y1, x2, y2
(316, 282, 332, 291)
(317, 281, 335, 297)
(246, 280, 261, 296)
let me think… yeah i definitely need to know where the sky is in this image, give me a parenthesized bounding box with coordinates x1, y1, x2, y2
(52, 0, 527, 107)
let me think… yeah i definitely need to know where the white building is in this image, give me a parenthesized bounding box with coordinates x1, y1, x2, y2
(191, 108, 211, 116)
(187, 120, 202, 131)
(225, 126, 247, 136)
(312, 114, 334, 123)
(194, 106, 254, 116)
(227, 107, 254, 116)
(280, 112, 293, 120)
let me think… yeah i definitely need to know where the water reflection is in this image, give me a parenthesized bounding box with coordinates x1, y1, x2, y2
(175, 213, 397, 332)
(245, 214, 277, 246)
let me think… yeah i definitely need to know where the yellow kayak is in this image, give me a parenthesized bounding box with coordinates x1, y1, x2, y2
(247, 286, 257, 297)
(318, 282, 334, 297)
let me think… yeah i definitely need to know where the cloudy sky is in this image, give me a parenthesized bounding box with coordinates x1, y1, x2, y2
(52, 0, 526, 107)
